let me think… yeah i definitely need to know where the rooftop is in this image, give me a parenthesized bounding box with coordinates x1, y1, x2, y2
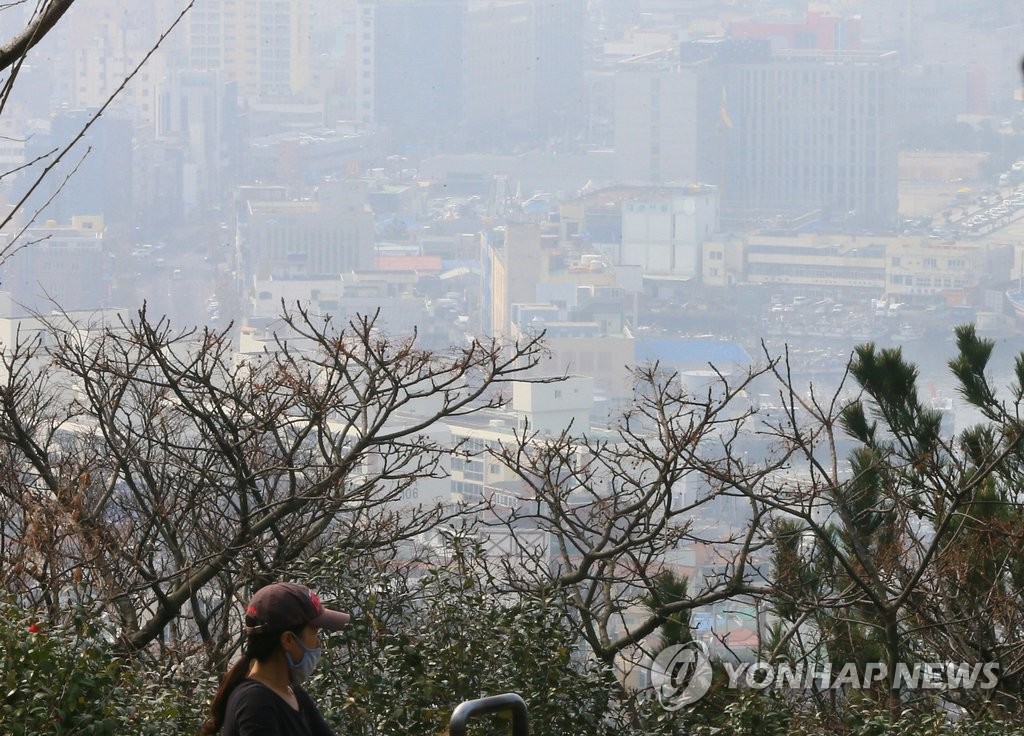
(635, 338, 752, 367)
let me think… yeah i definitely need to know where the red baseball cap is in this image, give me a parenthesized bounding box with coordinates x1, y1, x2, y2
(244, 582, 350, 634)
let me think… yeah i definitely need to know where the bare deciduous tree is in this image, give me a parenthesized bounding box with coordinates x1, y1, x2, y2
(0, 306, 543, 662)
(485, 363, 787, 681)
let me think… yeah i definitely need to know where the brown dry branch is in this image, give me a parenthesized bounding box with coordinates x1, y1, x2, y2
(0, 306, 543, 663)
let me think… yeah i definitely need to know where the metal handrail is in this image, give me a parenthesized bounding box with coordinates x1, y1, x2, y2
(448, 692, 529, 736)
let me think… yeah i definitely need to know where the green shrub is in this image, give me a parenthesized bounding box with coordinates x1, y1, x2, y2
(0, 597, 130, 735)
(0, 596, 214, 736)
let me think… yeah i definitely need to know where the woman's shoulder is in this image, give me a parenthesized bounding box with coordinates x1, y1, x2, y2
(226, 678, 277, 708)
(230, 678, 270, 696)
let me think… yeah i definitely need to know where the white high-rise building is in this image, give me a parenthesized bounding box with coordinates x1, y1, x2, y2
(49, 0, 172, 125)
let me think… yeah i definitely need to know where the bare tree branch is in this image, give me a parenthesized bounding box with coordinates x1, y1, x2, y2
(0, 0, 75, 73)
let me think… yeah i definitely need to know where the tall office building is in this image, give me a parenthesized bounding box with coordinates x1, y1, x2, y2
(613, 54, 716, 185)
(531, 0, 587, 140)
(356, 0, 465, 148)
(1, 216, 108, 314)
(241, 181, 375, 280)
(309, 0, 359, 122)
(21, 112, 134, 228)
(916, 20, 1023, 116)
(461, 2, 534, 144)
(860, 0, 1022, 117)
(858, 0, 937, 58)
(462, 0, 586, 144)
(357, 0, 586, 151)
(721, 44, 900, 227)
(154, 71, 242, 216)
(613, 40, 900, 228)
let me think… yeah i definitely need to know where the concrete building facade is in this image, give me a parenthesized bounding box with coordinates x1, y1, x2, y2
(241, 181, 375, 280)
(356, 0, 585, 150)
(612, 40, 900, 228)
(184, 0, 313, 101)
(721, 46, 900, 227)
(0, 216, 109, 314)
(620, 187, 718, 278)
(703, 231, 994, 303)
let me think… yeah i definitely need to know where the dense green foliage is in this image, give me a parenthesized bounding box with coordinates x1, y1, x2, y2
(0, 596, 212, 735)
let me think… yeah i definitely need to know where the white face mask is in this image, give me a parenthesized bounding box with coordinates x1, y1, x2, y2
(286, 637, 322, 684)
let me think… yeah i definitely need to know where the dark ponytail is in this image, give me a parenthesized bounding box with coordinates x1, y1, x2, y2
(199, 620, 295, 735)
(199, 654, 253, 735)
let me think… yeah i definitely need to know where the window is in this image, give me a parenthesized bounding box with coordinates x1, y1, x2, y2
(463, 460, 484, 482)
(492, 492, 516, 508)
(453, 481, 482, 500)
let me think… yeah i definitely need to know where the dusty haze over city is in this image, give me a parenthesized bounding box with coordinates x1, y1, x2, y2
(7, 3, 1024, 732)
(2, 0, 1024, 425)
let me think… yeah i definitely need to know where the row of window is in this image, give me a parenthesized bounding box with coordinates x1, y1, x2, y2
(624, 203, 672, 213)
(748, 244, 884, 258)
(452, 480, 482, 500)
(748, 264, 885, 281)
(892, 256, 968, 269)
(889, 275, 969, 288)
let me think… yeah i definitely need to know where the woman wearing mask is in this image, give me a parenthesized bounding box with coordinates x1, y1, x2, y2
(201, 582, 352, 736)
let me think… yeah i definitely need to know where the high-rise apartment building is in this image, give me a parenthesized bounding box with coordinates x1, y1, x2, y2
(184, 0, 312, 101)
(49, 0, 172, 124)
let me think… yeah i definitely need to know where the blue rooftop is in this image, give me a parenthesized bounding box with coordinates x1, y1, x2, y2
(634, 338, 752, 367)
